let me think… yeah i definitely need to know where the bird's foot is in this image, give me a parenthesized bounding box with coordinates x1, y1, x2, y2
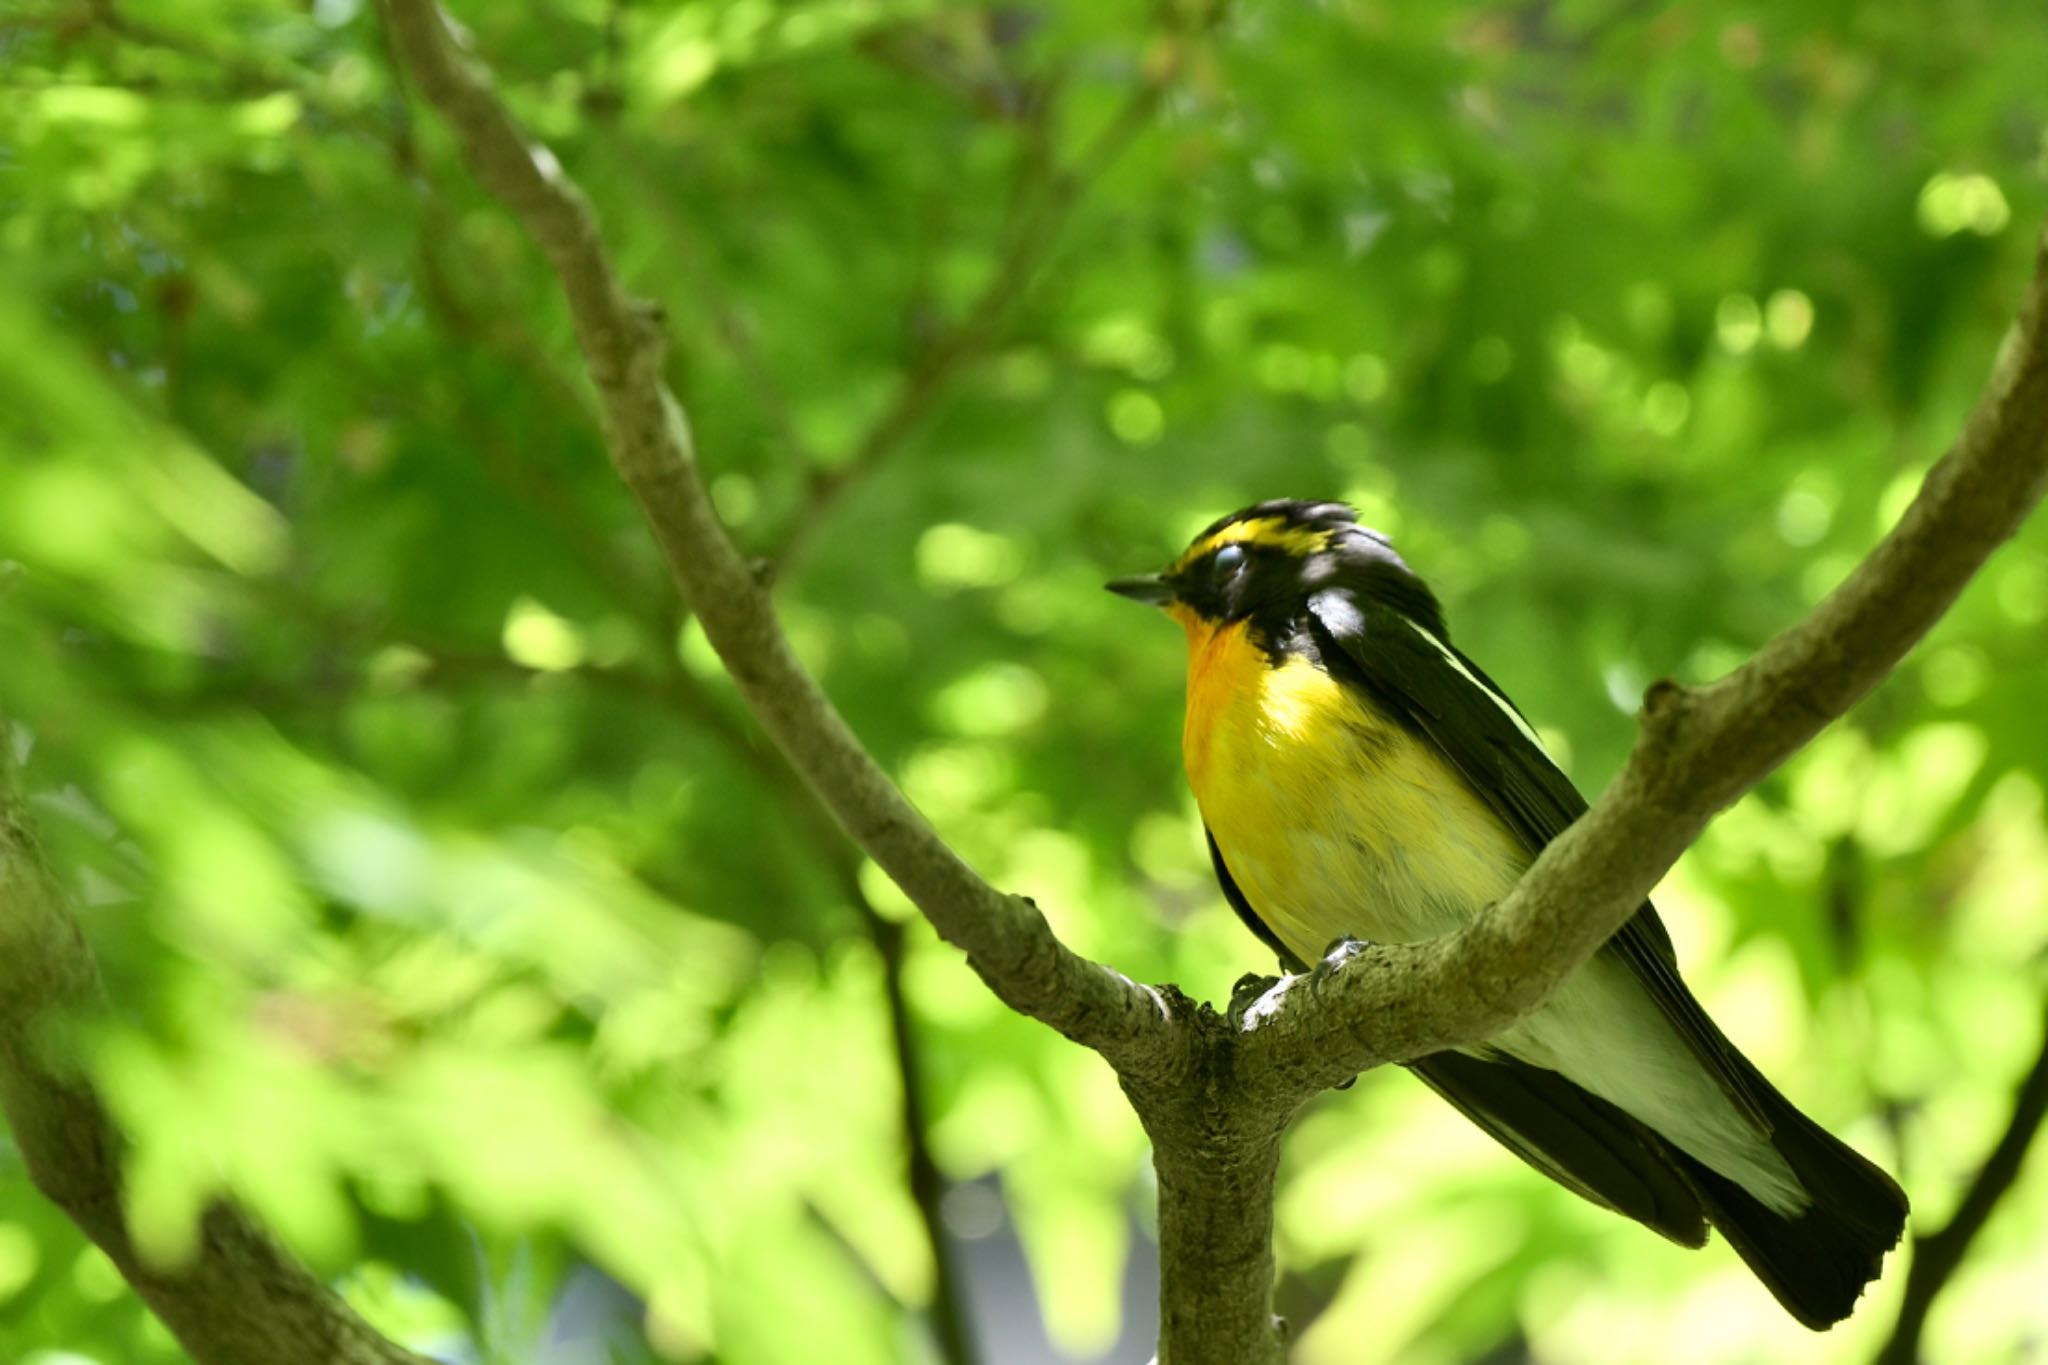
(1308, 935, 1373, 998)
(1310, 937, 1372, 1089)
(1227, 971, 1282, 1029)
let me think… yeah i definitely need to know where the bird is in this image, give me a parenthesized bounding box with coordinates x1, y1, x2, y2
(1106, 497, 1907, 1329)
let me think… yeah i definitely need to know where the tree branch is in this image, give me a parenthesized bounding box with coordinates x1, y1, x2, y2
(44, 0, 388, 139)
(868, 909, 981, 1365)
(1875, 998, 2048, 1365)
(0, 722, 434, 1365)
(375, 0, 1175, 1078)
(766, 7, 1206, 573)
(1148, 1121, 1285, 1364)
(617, 657, 984, 1365)
(1238, 227, 2048, 1091)
(374, 7, 2048, 1363)
(623, 169, 822, 472)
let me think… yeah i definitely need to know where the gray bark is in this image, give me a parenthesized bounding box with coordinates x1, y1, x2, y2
(0, 734, 435, 1365)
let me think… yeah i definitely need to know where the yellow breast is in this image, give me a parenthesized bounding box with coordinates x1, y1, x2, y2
(1175, 610, 1532, 963)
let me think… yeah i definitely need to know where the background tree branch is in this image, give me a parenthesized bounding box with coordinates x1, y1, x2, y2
(1238, 228, 2048, 1091)
(378, 4, 2048, 1362)
(1876, 998, 2048, 1365)
(0, 721, 433, 1365)
(374, 0, 1174, 1079)
(7, 4, 2045, 1361)
(766, 4, 1212, 573)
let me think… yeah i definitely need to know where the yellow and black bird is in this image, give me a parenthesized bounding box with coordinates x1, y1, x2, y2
(1108, 498, 1907, 1329)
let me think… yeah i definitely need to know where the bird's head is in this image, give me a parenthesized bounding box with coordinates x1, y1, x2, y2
(1106, 498, 1445, 643)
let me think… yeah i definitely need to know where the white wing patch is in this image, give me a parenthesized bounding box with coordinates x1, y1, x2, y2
(1409, 622, 1549, 752)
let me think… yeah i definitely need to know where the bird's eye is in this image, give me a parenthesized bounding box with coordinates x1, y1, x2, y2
(1213, 543, 1248, 577)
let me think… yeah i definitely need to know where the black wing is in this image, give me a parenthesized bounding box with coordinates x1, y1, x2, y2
(1212, 802, 1708, 1244)
(1305, 588, 1772, 1132)
(1411, 1049, 1708, 1246)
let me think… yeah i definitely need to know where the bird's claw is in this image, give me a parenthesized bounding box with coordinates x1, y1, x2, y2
(1311, 937, 1369, 1089)
(1308, 935, 1372, 999)
(1228, 971, 1281, 1029)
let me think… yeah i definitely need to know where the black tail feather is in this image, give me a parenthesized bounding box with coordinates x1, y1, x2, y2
(1672, 1074, 1908, 1330)
(1408, 1047, 1906, 1329)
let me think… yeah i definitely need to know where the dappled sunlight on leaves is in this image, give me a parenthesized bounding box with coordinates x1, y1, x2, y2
(3, 0, 2047, 1359)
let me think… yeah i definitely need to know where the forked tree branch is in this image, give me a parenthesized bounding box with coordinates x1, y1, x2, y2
(0, 8, 2029, 1365)
(376, 5, 2048, 1362)
(766, 17, 1199, 573)
(380, 0, 2048, 1093)
(0, 724, 434, 1365)
(1234, 226, 2048, 1091)
(375, 0, 1175, 1080)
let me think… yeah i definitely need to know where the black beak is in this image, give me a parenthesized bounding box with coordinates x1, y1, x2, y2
(1105, 573, 1178, 607)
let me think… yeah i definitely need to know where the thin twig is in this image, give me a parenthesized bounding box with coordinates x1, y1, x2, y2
(600, 657, 990, 1365)
(162, 604, 984, 1362)
(379, 0, 2048, 1171)
(623, 664, 983, 1365)
(1875, 1000, 2048, 1365)
(1239, 226, 2048, 1087)
(766, 12, 1203, 572)
(373, 7, 2048, 1360)
(621, 170, 821, 468)
(58, 0, 388, 138)
(378, 0, 1173, 1071)
(856, 19, 1048, 126)
(867, 909, 981, 1365)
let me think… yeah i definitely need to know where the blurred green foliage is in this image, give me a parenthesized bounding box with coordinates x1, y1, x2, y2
(3, 0, 2047, 1361)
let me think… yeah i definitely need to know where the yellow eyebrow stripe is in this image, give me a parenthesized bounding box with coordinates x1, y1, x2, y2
(1173, 517, 1333, 573)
